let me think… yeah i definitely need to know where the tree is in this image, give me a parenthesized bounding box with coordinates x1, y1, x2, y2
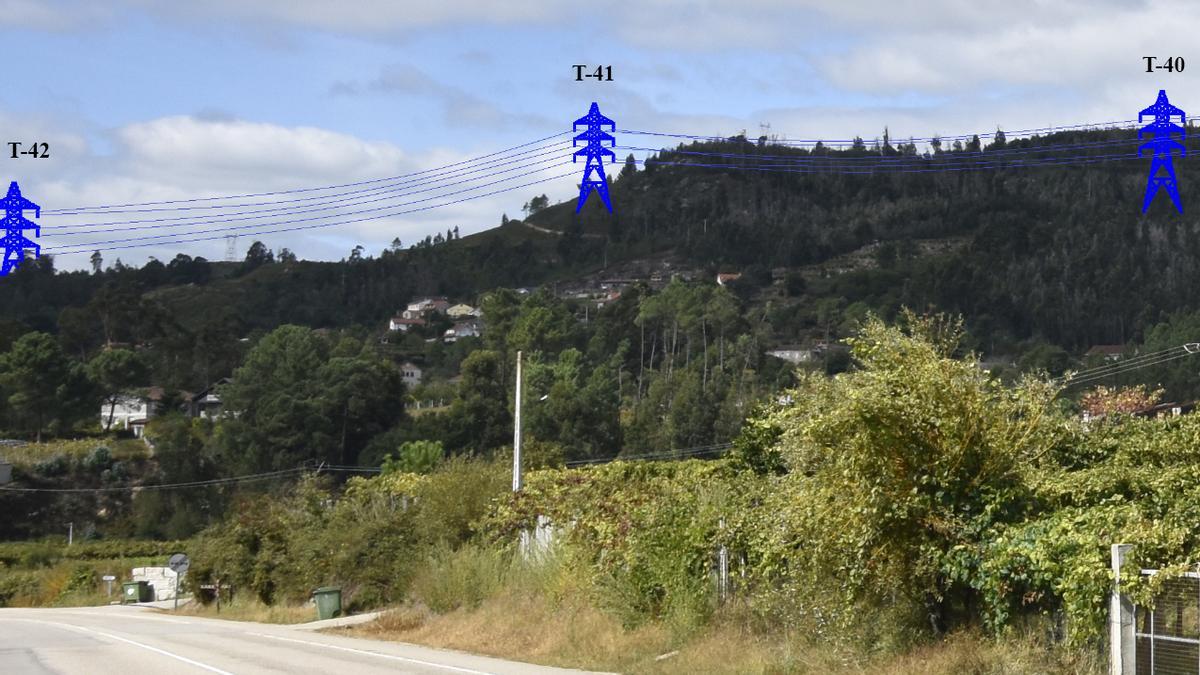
(619, 153, 637, 180)
(0, 332, 94, 441)
(990, 127, 1007, 150)
(90, 251, 103, 274)
(523, 194, 550, 216)
(1079, 384, 1162, 419)
(244, 241, 274, 270)
(784, 271, 807, 297)
(220, 327, 404, 470)
(447, 350, 511, 454)
(318, 346, 406, 465)
(381, 440, 444, 474)
(756, 313, 1064, 635)
(88, 348, 149, 431)
(278, 248, 297, 263)
(219, 325, 331, 471)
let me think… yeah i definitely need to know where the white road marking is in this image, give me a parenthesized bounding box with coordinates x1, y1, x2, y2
(249, 632, 494, 674)
(0, 618, 233, 675)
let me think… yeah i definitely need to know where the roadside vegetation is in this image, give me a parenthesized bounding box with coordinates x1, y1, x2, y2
(155, 313, 1198, 672)
(0, 539, 184, 607)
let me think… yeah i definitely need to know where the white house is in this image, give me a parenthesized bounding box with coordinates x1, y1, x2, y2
(442, 320, 480, 343)
(402, 297, 451, 319)
(446, 303, 477, 319)
(389, 316, 426, 332)
(399, 362, 423, 389)
(102, 388, 163, 437)
(767, 348, 817, 364)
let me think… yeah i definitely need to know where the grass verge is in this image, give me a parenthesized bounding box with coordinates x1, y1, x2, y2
(170, 596, 316, 624)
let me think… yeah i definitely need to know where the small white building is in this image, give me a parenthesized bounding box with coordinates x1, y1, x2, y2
(399, 362, 423, 389)
(389, 316, 426, 332)
(442, 320, 481, 343)
(102, 388, 163, 437)
(130, 566, 185, 601)
(446, 303, 477, 319)
(767, 348, 817, 364)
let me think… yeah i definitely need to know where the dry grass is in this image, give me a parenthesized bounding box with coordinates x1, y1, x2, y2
(1, 438, 150, 467)
(170, 596, 316, 624)
(346, 589, 796, 674)
(343, 594, 1105, 674)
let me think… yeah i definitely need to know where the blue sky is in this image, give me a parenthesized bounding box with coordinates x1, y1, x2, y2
(0, 0, 1191, 269)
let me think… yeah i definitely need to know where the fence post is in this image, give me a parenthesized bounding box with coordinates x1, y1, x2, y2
(1110, 543, 1135, 675)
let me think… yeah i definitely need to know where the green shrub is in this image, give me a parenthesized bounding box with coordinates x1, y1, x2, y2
(412, 457, 507, 546)
(410, 543, 510, 613)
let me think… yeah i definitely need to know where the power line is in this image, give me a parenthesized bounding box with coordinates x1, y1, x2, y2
(617, 119, 1140, 146)
(565, 443, 732, 467)
(45, 166, 578, 256)
(40, 141, 571, 228)
(42, 150, 572, 238)
(1061, 346, 1200, 389)
(0, 466, 309, 493)
(617, 134, 1150, 165)
(42, 132, 571, 214)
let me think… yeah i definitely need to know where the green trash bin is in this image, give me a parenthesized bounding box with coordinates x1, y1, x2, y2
(313, 586, 342, 620)
(122, 581, 152, 604)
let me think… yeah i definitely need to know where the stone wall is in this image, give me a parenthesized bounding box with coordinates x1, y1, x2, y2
(130, 566, 185, 601)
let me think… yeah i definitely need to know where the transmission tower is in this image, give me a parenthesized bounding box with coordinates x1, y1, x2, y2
(1139, 89, 1186, 213)
(0, 181, 41, 276)
(573, 102, 616, 213)
(225, 234, 239, 262)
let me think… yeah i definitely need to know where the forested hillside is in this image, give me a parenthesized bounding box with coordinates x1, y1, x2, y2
(6, 123, 1200, 542)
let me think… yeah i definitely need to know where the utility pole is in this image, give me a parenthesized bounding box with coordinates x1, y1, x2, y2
(67, 522, 73, 546)
(512, 350, 523, 492)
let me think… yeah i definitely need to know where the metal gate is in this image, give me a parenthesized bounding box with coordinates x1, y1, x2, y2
(1135, 570, 1200, 674)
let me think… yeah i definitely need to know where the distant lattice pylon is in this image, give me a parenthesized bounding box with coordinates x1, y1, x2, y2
(573, 102, 616, 213)
(0, 181, 40, 276)
(1139, 89, 1186, 213)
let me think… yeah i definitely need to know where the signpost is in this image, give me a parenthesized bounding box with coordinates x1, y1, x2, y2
(102, 574, 116, 597)
(168, 553, 189, 610)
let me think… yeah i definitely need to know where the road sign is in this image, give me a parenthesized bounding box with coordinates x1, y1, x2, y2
(101, 574, 115, 581)
(168, 553, 189, 574)
(102, 574, 116, 597)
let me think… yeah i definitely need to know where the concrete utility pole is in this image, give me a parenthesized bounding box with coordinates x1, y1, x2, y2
(512, 350, 523, 492)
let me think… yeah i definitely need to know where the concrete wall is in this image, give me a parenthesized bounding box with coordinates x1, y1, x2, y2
(130, 566, 185, 601)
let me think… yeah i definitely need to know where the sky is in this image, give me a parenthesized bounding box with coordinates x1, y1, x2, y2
(0, 0, 1194, 270)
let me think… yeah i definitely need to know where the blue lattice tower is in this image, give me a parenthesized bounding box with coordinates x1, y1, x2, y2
(0, 181, 40, 276)
(1138, 89, 1186, 213)
(573, 102, 616, 213)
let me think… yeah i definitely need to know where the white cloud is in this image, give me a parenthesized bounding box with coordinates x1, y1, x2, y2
(19, 114, 574, 270)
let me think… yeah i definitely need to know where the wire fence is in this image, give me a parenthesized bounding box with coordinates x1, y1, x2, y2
(1135, 570, 1200, 674)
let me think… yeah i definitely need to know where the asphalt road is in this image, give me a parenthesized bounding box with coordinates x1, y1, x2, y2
(0, 605, 601, 675)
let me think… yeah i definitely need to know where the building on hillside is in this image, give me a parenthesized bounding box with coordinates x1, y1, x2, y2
(102, 387, 165, 438)
(446, 303, 477, 319)
(186, 378, 229, 419)
(716, 272, 742, 286)
(442, 320, 481, 343)
(767, 347, 818, 364)
(399, 362, 423, 389)
(402, 297, 451, 319)
(596, 290, 622, 309)
(389, 316, 427, 332)
(1133, 401, 1196, 419)
(1085, 344, 1125, 362)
